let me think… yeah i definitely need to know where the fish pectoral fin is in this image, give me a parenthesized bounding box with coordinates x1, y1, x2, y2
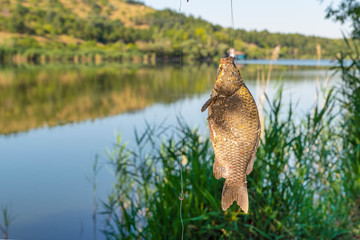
(201, 95, 218, 112)
(246, 127, 261, 175)
(246, 153, 255, 175)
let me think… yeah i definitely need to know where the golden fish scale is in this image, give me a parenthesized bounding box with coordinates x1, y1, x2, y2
(208, 83, 260, 209)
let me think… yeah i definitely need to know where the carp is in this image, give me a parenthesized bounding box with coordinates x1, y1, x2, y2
(201, 57, 260, 213)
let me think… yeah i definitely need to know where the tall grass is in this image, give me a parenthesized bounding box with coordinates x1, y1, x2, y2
(336, 38, 360, 232)
(0, 205, 15, 240)
(85, 156, 102, 240)
(101, 83, 358, 238)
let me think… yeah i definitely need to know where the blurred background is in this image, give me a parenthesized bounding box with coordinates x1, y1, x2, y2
(0, 0, 359, 239)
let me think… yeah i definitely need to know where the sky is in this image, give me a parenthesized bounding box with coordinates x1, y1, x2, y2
(142, 0, 350, 39)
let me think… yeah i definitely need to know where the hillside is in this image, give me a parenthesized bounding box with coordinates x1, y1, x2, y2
(0, 0, 346, 63)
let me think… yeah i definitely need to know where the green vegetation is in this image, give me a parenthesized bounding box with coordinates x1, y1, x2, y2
(337, 38, 360, 230)
(0, 205, 15, 240)
(0, 0, 345, 64)
(324, 0, 360, 39)
(325, 0, 360, 224)
(102, 83, 359, 239)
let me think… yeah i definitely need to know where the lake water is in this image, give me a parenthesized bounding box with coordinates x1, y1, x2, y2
(0, 61, 340, 239)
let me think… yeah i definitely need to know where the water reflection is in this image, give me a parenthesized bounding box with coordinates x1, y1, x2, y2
(0, 64, 216, 134)
(0, 64, 329, 135)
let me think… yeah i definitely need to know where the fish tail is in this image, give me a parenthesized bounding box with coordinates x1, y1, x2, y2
(221, 180, 248, 213)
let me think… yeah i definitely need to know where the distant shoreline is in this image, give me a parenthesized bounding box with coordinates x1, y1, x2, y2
(235, 59, 345, 67)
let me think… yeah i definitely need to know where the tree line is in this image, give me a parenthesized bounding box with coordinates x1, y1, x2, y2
(0, 0, 346, 62)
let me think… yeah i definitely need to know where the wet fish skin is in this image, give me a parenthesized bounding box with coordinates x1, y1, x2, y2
(201, 57, 260, 213)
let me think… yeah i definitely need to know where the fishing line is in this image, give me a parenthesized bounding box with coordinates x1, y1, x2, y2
(230, 0, 235, 49)
(178, 1, 185, 240)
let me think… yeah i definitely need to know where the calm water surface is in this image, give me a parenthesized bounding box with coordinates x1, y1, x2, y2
(0, 61, 339, 239)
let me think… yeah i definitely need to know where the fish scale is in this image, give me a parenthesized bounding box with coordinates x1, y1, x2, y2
(202, 57, 260, 213)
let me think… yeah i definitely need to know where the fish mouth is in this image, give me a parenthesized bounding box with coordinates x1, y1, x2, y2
(219, 57, 238, 72)
(216, 57, 237, 79)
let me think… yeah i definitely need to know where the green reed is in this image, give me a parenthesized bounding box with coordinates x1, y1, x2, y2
(336, 38, 360, 233)
(0, 205, 15, 240)
(101, 80, 359, 239)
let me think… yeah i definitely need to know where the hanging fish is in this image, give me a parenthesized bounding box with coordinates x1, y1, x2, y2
(201, 57, 260, 213)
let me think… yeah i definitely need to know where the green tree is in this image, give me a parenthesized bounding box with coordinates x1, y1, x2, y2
(8, 2, 28, 33)
(323, 0, 360, 39)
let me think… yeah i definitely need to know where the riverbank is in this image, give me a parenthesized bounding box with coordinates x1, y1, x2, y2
(0, 46, 341, 66)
